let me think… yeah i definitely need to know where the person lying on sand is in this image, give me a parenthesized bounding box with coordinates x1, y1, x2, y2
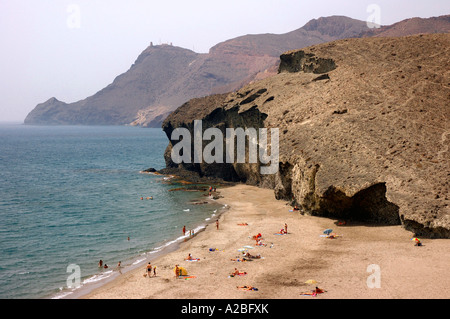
(245, 252, 261, 259)
(230, 268, 247, 277)
(237, 223, 248, 226)
(230, 258, 249, 262)
(300, 287, 327, 296)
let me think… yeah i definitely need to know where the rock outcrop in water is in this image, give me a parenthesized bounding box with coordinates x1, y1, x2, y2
(162, 33, 450, 238)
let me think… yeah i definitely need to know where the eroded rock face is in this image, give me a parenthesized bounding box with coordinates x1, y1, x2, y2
(279, 50, 337, 74)
(162, 34, 450, 238)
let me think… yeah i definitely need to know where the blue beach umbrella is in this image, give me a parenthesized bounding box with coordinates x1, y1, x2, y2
(323, 229, 333, 235)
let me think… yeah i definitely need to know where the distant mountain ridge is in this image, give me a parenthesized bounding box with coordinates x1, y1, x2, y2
(360, 14, 450, 37)
(24, 15, 450, 127)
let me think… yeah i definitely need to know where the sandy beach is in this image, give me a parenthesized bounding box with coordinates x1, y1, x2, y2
(81, 184, 449, 299)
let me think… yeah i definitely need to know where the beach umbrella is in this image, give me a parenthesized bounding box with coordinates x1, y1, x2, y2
(323, 229, 333, 235)
(411, 237, 421, 242)
(305, 279, 318, 285)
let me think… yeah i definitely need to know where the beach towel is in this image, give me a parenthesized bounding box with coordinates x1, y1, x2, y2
(237, 286, 258, 291)
(300, 292, 315, 296)
(300, 292, 319, 296)
(185, 258, 200, 261)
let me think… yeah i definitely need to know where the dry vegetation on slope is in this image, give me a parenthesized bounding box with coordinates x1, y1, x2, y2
(163, 34, 450, 238)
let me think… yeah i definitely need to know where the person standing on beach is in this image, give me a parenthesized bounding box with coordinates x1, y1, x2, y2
(216, 219, 219, 230)
(146, 262, 152, 277)
(285, 223, 288, 234)
(182, 225, 186, 236)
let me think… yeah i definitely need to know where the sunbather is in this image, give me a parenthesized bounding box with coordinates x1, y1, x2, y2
(245, 252, 261, 259)
(230, 268, 247, 277)
(300, 286, 327, 296)
(230, 258, 249, 262)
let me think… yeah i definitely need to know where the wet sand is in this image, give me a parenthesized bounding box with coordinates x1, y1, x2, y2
(81, 184, 450, 299)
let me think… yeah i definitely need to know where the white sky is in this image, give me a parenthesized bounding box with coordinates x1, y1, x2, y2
(0, 0, 449, 122)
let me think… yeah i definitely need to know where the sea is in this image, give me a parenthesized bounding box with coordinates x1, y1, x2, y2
(0, 123, 224, 299)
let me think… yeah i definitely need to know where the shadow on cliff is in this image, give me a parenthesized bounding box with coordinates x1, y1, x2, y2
(316, 183, 401, 226)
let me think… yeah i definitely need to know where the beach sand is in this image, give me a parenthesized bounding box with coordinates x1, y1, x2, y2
(82, 184, 449, 299)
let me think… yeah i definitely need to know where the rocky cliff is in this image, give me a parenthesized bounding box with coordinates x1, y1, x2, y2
(24, 15, 450, 127)
(23, 16, 376, 127)
(162, 33, 450, 238)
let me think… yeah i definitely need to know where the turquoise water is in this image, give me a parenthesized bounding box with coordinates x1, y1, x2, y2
(0, 124, 223, 299)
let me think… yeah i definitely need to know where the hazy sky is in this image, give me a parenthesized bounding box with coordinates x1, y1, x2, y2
(0, 0, 449, 122)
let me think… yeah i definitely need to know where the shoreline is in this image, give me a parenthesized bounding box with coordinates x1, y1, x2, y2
(54, 182, 229, 299)
(80, 184, 450, 299)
